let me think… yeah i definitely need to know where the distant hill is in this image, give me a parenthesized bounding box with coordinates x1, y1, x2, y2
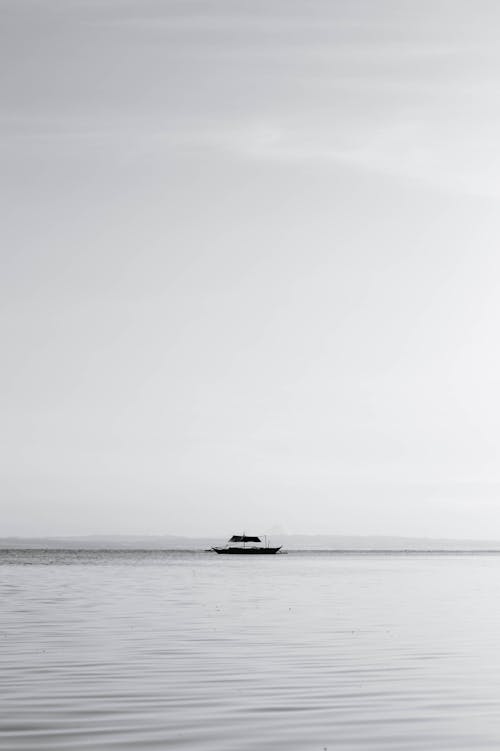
(2, 534, 500, 550)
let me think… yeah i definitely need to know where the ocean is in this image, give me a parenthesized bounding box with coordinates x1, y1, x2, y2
(2, 550, 500, 750)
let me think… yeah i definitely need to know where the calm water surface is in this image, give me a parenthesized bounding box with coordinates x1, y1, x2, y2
(2, 550, 500, 750)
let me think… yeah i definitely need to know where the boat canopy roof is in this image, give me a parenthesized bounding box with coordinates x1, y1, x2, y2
(229, 535, 261, 543)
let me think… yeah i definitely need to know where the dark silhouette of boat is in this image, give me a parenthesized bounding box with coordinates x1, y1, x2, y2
(211, 534, 282, 555)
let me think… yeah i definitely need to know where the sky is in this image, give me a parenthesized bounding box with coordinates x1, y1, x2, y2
(2, 0, 500, 538)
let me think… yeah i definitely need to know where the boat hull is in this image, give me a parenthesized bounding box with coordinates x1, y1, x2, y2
(212, 546, 281, 555)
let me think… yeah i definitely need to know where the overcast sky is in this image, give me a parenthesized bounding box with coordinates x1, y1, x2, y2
(2, 0, 500, 538)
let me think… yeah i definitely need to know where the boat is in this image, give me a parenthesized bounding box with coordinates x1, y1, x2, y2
(211, 534, 282, 555)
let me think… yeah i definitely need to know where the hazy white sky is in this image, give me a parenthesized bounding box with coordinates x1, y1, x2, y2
(2, 0, 500, 538)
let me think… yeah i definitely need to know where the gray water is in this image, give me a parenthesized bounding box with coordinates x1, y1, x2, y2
(2, 550, 500, 750)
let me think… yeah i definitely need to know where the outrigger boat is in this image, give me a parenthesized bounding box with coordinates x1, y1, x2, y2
(211, 534, 281, 555)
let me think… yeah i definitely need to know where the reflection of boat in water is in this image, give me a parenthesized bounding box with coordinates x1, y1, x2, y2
(211, 534, 282, 555)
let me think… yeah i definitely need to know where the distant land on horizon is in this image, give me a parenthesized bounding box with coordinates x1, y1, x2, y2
(3, 534, 500, 551)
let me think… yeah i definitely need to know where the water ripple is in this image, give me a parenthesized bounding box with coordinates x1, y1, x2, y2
(2, 551, 500, 750)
